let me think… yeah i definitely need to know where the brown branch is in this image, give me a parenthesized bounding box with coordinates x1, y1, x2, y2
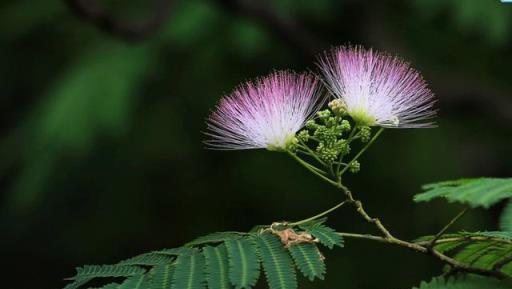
(415, 236, 512, 246)
(338, 231, 510, 280)
(64, 0, 174, 41)
(335, 186, 509, 280)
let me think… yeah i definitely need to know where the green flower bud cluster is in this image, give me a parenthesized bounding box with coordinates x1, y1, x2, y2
(359, 126, 372, 143)
(328, 99, 348, 117)
(349, 160, 360, 173)
(294, 104, 375, 175)
(297, 108, 354, 164)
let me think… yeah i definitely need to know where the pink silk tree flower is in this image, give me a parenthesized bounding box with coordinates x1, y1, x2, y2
(319, 46, 436, 128)
(206, 71, 324, 150)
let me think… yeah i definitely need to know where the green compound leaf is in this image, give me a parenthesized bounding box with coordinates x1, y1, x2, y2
(225, 237, 260, 289)
(416, 232, 512, 277)
(299, 224, 343, 249)
(187, 232, 244, 247)
(87, 283, 121, 289)
(69, 265, 146, 281)
(203, 245, 231, 289)
(256, 234, 297, 289)
(171, 250, 206, 289)
(414, 178, 512, 208)
(500, 200, 512, 232)
(119, 275, 150, 289)
(412, 276, 511, 289)
(118, 253, 174, 266)
(287, 243, 326, 281)
(63, 278, 93, 289)
(155, 247, 194, 256)
(150, 264, 174, 289)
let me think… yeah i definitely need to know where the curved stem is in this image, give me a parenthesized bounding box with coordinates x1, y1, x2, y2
(288, 125, 509, 280)
(289, 201, 347, 226)
(339, 127, 384, 177)
(338, 231, 509, 280)
(298, 142, 327, 167)
(287, 151, 339, 187)
(429, 207, 469, 247)
(341, 186, 394, 239)
(335, 126, 359, 175)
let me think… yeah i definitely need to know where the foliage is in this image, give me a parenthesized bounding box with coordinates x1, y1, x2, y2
(500, 200, 512, 232)
(412, 276, 512, 289)
(416, 231, 512, 277)
(63, 223, 340, 289)
(414, 178, 512, 208)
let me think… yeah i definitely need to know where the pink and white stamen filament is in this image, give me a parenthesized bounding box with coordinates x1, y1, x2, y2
(206, 71, 324, 150)
(319, 46, 436, 128)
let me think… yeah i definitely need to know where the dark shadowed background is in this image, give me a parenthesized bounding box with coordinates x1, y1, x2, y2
(1, 0, 512, 288)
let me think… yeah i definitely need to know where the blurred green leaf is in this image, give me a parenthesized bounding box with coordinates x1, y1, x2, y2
(413, 276, 511, 289)
(414, 178, 512, 208)
(5, 43, 152, 213)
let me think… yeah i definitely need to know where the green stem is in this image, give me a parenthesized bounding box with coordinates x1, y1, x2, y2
(287, 151, 339, 187)
(298, 142, 327, 166)
(338, 127, 384, 177)
(335, 126, 359, 174)
(289, 200, 347, 226)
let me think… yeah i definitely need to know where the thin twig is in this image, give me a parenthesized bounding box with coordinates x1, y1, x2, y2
(415, 236, 512, 246)
(338, 127, 384, 177)
(339, 185, 395, 239)
(429, 207, 469, 247)
(338, 231, 510, 280)
(289, 201, 347, 226)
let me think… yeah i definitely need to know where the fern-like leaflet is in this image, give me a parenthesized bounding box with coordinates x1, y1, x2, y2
(62, 222, 340, 289)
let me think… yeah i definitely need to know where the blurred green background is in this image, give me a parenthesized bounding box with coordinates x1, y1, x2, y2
(1, 0, 512, 288)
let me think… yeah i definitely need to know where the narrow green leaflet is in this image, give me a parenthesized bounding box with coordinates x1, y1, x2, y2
(119, 275, 149, 289)
(150, 264, 174, 289)
(288, 243, 326, 281)
(416, 232, 512, 277)
(256, 234, 297, 289)
(118, 253, 174, 266)
(500, 200, 512, 231)
(87, 283, 121, 289)
(414, 178, 512, 208)
(155, 247, 193, 256)
(187, 232, 244, 247)
(225, 237, 260, 289)
(413, 276, 512, 289)
(171, 250, 206, 289)
(299, 224, 343, 249)
(203, 245, 231, 289)
(63, 278, 93, 289)
(70, 265, 146, 280)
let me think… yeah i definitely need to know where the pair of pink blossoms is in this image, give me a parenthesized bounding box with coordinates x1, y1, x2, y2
(206, 46, 437, 150)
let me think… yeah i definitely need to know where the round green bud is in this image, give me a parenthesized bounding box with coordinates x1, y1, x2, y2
(359, 126, 372, 143)
(284, 137, 299, 152)
(349, 160, 361, 173)
(314, 126, 337, 144)
(317, 109, 332, 121)
(325, 116, 337, 128)
(340, 120, 351, 132)
(328, 99, 348, 116)
(305, 120, 318, 130)
(334, 139, 351, 156)
(316, 142, 338, 163)
(297, 130, 310, 142)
